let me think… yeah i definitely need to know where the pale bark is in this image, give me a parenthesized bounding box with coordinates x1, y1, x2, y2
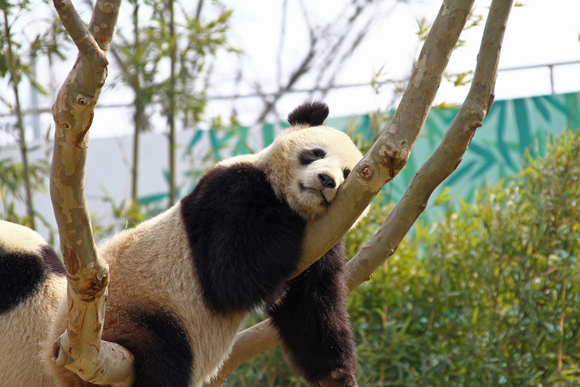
(49, 0, 134, 385)
(208, 0, 513, 385)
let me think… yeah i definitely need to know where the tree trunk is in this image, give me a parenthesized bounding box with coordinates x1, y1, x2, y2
(49, 0, 133, 384)
(168, 0, 177, 206)
(131, 1, 142, 202)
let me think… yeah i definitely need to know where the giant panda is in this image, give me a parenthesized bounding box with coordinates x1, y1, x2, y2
(2, 101, 363, 387)
(0, 220, 67, 386)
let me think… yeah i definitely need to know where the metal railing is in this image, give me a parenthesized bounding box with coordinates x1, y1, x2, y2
(1, 60, 579, 118)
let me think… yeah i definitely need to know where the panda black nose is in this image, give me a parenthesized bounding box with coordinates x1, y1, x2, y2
(318, 173, 336, 189)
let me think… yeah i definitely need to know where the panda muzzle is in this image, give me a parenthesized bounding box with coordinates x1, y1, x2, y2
(300, 183, 330, 205)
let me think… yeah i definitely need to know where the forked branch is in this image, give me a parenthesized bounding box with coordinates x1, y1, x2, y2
(209, 0, 513, 384)
(294, 0, 477, 276)
(346, 0, 513, 290)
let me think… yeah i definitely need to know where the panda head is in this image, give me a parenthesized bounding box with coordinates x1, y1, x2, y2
(257, 101, 363, 221)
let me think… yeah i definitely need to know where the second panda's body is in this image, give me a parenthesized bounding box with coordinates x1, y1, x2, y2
(0, 221, 67, 386)
(1, 102, 362, 387)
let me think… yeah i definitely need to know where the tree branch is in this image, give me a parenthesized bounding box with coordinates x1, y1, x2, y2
(49, 0, 134, 385)
(208, 0, 514, 384)
(294, 0, 476, 276)
(346, 0, 513, 290)
(255, 1, 377, 124)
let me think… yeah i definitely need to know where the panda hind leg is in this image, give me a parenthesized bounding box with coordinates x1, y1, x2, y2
(102, 308, 194, 387)
(266, 241, 358, 387)
(49, 307, 194, 387)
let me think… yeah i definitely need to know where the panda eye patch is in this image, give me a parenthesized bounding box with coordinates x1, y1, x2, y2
(298, 148, 326, 165)
(343, 169, 351, 179)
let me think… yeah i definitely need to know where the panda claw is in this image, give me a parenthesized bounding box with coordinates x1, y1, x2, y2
(317, 370, 358, 387)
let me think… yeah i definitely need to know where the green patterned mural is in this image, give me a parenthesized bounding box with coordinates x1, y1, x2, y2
(386, 92, 580, 202)
(144, 92, 580, 206)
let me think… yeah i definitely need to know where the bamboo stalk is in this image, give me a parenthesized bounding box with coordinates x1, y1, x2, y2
(3, 10, 36, 230)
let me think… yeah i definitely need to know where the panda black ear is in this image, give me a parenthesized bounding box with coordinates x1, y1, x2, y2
(287, 101, 329, 127)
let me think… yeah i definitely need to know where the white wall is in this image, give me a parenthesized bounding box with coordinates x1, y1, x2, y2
(1, 128, 213, 243)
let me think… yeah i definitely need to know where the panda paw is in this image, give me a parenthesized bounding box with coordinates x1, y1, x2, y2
(317, 369, 358, 387)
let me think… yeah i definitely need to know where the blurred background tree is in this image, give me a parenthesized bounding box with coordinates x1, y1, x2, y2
(0, 0, 67, 236)
(108, 0, 236, 206)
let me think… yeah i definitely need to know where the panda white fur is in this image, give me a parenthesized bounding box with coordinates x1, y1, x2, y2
(0, 101, 363, 387)
(0, 220, 67, 386)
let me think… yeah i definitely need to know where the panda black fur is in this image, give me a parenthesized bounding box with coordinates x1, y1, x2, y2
(0, 220, 67, 386)
(2, 101, 363, 387)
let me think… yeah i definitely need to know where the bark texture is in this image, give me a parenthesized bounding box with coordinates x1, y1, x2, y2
(49, 0, 134, 385)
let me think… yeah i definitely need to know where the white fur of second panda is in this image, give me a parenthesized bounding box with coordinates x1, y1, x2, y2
(0, 220, 66, 387)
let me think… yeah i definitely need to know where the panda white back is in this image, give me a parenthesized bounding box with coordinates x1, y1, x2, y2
(46, 206, 247, 386)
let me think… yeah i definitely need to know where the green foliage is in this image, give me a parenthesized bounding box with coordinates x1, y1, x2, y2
(346, 110, 392, 156)
(112, 0, 237, 206)
(114, 0, 236, 129)
(227, 129, 580, 386)
(1, 0, 68, 234)
(0, 156, 45, 221)
(444, 71, 473, 88)
(98, 196, 159, 236)
(0, 0, 68, 90)
(350, 129, 580, 386)
(415, 17, 432, 42)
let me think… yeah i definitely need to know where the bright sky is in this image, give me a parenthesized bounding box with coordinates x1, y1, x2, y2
(205, 0, 580, 124)
(1, 0, 579, 141)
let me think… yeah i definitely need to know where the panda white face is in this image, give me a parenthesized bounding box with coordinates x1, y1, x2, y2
(220, 103, 364, 222)
(295, 147, 350, 207)
(276, 126, 363, 221)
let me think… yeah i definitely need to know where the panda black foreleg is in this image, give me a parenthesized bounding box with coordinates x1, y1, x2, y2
(266, 241, 357, 387)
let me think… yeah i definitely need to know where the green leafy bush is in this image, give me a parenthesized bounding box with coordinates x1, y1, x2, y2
(351, 129, 580, 386)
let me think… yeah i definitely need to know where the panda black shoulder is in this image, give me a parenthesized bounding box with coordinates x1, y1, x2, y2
(287, 101, 329, 127)
(180, 163, 307, 314)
